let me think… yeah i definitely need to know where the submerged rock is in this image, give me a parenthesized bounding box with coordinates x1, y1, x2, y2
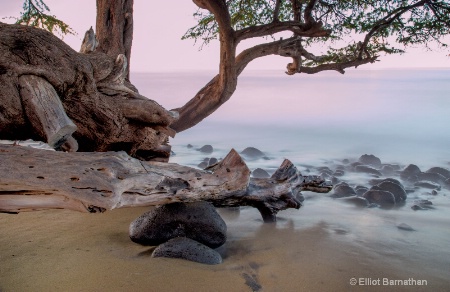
(251, 168, 270, 178)
(417, 172, 447, 184)
(332, 184, 356, 198)
(337, 196, 370, 207)
(197, 161, 208, 169)
(362, 190, 396, 205)
(152, 237, 223, 265)
(333, 169, 345, 177)
(358, 154, 382, 168)
(129, 202, 227, 248)
(414, 181, 441, 190)
(377, 181, 407, 202)
(208, 157, 218, 166)
(397, 223, 415, 231)
(425, 167, 450, 179)
(197, 145, 213, 154)
(240, 147, 265, 159)
(401, 164, 421, 181)
(355, 185, 369, 196)
(355, 165, 382, 176)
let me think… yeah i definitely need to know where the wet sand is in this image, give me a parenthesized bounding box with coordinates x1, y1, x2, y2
(1, 197, 448, 291)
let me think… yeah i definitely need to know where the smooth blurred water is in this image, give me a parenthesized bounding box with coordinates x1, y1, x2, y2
(132, 69, 450, 168)
(132, 69, 450, 287)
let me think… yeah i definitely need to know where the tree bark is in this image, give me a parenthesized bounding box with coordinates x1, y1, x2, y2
(169, 0, 371, 132)
(0, 145, 332, 222)
(0, 22, 175, 161)
(95, 0, 134, 80)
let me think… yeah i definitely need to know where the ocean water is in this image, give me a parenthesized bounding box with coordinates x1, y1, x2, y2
(133, 69, 450, 168)
(134, 69, 450, 288)
(2, 69, 450, 291)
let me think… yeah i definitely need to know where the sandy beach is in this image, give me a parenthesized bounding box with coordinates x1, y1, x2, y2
(1, 189, 448, 291)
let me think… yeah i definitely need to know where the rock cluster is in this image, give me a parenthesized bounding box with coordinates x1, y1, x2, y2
(325, 154, 449, 210)
(130, 201, 226, 265)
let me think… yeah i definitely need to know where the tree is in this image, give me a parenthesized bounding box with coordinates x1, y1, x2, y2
(172, 0, 450, 131)
(1, 0, 449, 157)
(1, 0, 448, 218)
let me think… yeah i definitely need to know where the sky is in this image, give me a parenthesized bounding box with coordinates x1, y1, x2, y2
(1, 0, 449, 72)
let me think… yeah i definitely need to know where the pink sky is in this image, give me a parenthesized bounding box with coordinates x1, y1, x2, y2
(2, 0, 449, 72)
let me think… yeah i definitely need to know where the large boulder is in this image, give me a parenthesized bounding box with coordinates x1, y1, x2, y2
(354, 165, 382, 176)
(400, 164, 421, 181)
(358, 154, 382, 168)
(331, 183, 356, 198)
(151, 237, 223, 265)
(362, 190, 396, 205)
(129, 202, 227, 248)
(377, 180, 407, 202)
(425, 167, 450, 179)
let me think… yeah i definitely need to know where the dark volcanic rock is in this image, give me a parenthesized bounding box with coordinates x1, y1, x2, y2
(413, 199, 433, 206)
(358, 154, 382, 168)
(208, 157, 218, 166)
(197, 145, 213, 154)
(414, 181, 441, 190)
(426, 167, 450, 179)
(252, 168, 270, 178)
(151, 237, 222, 265)
(187, 144, 193, 149)
(338, 196, 370, 207)
(332, 184, 356, 198)
(129, 202, 227, 248)
(355, 185, 369, 196)
(401, 164, 421, 181)
(355, 165, 382, 176)
(197, 161, 208, 169)
(333, 169, 345, 177)
(417, 172, 447, 184)
(377, 181, 407, 202)
(362, 190, 396, 205)
(240, 147, 265, 159)
(397, 223, 415, 231)
(381, 165, 395, 176)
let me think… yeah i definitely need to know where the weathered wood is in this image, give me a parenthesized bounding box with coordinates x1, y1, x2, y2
(0, 145, 332, 221)
(18, 75, 78, 151)
(79, 26, 98, 53)
(0, 23, 176, 161)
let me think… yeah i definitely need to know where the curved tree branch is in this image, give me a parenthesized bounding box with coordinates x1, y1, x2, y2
(236, 21, 330, 42)
(358, 0, 429, 58)
(171, 0, 238, 132)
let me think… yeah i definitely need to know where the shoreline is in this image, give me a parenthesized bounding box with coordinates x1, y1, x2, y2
(1, 203, 448, 291)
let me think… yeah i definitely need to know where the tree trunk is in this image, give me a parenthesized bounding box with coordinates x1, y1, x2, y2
(0, 22, 175, 161)
(0, 145, 332, 222)
(95, 0, 134, 80)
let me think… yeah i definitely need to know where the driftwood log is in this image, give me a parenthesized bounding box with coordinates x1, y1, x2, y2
(0, 145, 332, 222)
(0, 23, 176, 161)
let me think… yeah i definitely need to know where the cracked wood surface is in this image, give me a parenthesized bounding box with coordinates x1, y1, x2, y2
(0, 145, 332, 221)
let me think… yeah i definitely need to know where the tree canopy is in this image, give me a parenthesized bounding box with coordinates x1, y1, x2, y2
(184, 0, 450, 74)
(12, 0, 75, 37)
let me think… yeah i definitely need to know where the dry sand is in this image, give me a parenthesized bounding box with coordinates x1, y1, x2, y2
(1, 202, 448, 292)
